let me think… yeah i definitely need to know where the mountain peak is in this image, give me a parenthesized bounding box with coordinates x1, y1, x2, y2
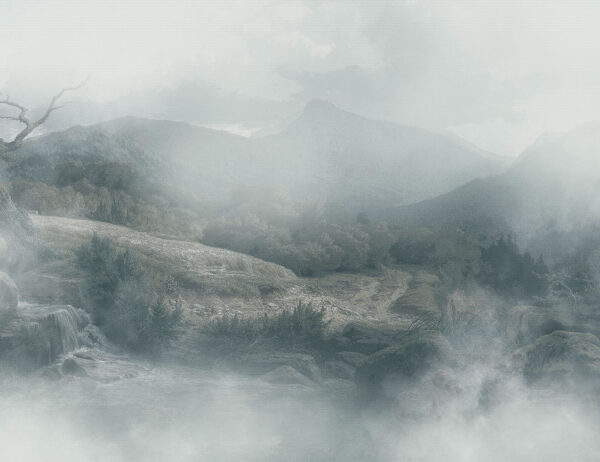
(303, 98, 339, 113)
(289, 99, 364, 132)
(299, 99, 360, 120)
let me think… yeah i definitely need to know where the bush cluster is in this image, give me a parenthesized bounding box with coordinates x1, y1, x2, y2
(202, 206, 396, 276)
(391, 230, 549, 298)
(77, 234, 183, 352)
(477, 235, 549, 297)
(7, 156, 200, 238)
(206, 301, 328, 348)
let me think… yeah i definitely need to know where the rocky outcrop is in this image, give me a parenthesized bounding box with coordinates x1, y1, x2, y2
(355, 330, 458, 400)
(260, 365, 314, 387)
(0, 271, 18, 312)
(61, 357, 89, 377)
(236, 351, 322, 382)
(515, 330, 600, 386)
(0, 185, 39, 267)
(15, 265, 83, 307)
(0, 302, 101, 371)
(337, 322, 406, 354)
(507, 305, 569, 345)
(390, 271, 441, 316)
(506, 305, 600, 347)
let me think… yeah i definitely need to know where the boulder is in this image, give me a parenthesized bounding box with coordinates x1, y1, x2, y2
(355, 330, 457, 400)
(61, 357, 88, 377)
(260, 366, 314, 387)
(237, 351, 322, 382)
(390, 271, 441, 316)
(516, 331, 600, 386)
(391, 367, 463, 417)
(507, 305, 600, 345)
(335, 351, 367, 367)
(323, 360, 356, 379)
(0, 271, 18, 312)
(507, 305, 568, 345)
(338, 322, 405, 354)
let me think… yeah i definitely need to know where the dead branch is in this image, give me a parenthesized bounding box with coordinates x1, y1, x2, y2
(0, 77, 88, 159)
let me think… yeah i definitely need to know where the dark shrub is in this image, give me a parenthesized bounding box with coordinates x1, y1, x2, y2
(206, 301, 328, 348)
(77, 234, 182, 352)
(478, 235, 549, 298)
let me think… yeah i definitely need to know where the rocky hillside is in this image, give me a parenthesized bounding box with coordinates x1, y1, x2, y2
(17, 214, 450, 334)
(4, 212, 600, 408)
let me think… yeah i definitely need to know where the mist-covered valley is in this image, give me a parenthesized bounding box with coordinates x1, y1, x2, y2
(3, 1, 600, 461)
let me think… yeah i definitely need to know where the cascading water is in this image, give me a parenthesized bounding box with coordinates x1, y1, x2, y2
(0, 302, 104, 370)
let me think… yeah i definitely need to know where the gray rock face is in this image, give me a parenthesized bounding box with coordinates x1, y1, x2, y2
(0, 234, 8, 267)
(0, 186, 38, 259)
(516, 330, 600, 386)
(507, 305, 568, 345)
(0, 271, 18, 312)
(61, 357, 88, 377)
(0, 303, 95, 371)
(355, 330, 458, 400)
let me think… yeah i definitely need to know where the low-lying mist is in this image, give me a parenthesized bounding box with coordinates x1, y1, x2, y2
(2, 356, 599, 462)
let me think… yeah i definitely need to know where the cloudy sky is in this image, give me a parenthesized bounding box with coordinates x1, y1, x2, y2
(2, 0, 600, 156)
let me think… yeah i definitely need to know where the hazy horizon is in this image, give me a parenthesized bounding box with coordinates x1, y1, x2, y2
(3, 0, 600, 157)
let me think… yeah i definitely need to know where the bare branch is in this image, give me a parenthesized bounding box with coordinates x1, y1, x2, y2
(0, 77, 89, 159)
(0, 115, 25, 122)
(0, 95, 30, 127)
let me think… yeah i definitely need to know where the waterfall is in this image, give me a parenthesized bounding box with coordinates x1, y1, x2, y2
(0, 302, 102, 370)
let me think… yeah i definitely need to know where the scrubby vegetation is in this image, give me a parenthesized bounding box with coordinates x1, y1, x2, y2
(77, 234, 183, 352)
(206, 301, 329, 349)
(477, 235, 549, 297)
(7, 157, 201, 239)
(4, 156, 555, 304)
(201, 189, 551, 300)
(551, 235, 600, 304)
(391, 230, 549, 298)
(7, 152, 557, 304)
(202, 209, 396, 276)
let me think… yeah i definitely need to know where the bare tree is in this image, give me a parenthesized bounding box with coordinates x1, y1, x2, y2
(0, 79, 88, 160)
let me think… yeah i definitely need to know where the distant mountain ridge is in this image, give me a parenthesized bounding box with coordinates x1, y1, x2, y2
(268, 99, 510, 207)
(383, 122, 600, 257)
(3, 99, 508, 211)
